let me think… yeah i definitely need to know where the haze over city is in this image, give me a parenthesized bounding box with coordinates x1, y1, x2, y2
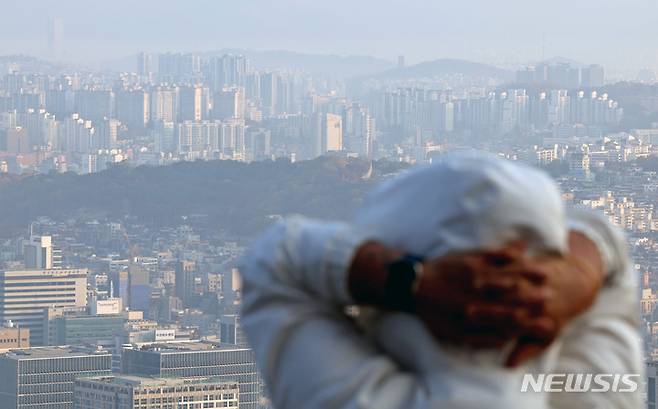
(2, 0, 658, 70)
(2, 1, 658, 408)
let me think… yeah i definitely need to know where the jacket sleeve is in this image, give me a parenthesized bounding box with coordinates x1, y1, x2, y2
(549, 208, 644, 409)
(239, 216, 429, 409)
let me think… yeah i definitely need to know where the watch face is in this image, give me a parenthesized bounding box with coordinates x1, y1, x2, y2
(386, 256, 422, 312)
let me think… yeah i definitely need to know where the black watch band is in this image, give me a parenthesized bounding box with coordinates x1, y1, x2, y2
(385, 254, 424, 313)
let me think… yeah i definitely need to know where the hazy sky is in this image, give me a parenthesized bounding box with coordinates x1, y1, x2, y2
(2, 0, 658, 69)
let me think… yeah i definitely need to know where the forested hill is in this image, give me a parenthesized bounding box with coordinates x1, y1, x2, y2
(0, 157, 407, 239)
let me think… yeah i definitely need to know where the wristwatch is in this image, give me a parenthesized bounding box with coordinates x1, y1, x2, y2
(385, 254, 424, 313)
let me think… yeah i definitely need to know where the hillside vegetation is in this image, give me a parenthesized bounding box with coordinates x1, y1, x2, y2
(0, 157, 407, 238)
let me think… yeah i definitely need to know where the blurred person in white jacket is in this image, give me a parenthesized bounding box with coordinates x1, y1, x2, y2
(240, 152, 642, 409)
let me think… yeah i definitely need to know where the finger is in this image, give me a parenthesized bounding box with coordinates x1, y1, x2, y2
(484, 243, 527, 263)
(463, 333, 514, 349)
(496, 262, 549, 285)
(466, 303, 527, 323)
(517, 317, 557, 340)
(424, 311, 519, 349)
(473, 280, 549, 311)
(472, 265, 525, 291)
(483, 249, 519, 266)
(506, 342, 547, 367)
(460, 323, 521, 348)
(476, 276, 520, 293)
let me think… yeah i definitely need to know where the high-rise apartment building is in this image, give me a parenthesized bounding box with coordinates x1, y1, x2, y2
(150, 87, 179, 123)
(311, 113, 343, 157)
(74, 375, 239, 409)
(0, 346, 112, 409)
(97, 118, 120, 150)
(179, 85, 204, 121)
(213, 88, 245, 120)
(0, 268, 87, 345)
(245, 128, 271, 162)
(260, 72, 278, 117)
(137, 52, 153, 80)
(121, 341, 260, 409)
(4, 127, 30, 154)
(206, 54, 248, 92)
(74, 90, 115, 123)
(158, 53, 201, 83)
(582, 64, 605, 88)
(116, 90, 150, 130)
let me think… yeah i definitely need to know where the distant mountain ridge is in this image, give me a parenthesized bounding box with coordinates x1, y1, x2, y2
(203, 49, 395, 78)
(370, 58, 514, 80)
(101, 51, 514, 80)
(100, 49, 395, 78)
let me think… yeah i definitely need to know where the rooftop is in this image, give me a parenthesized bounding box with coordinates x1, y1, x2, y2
(77, 375, 239, 389)
(1, 345, 110, 360)
(131, 340, 250, 354)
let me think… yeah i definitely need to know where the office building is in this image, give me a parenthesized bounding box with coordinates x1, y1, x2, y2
(128, 264, 151, 314)
(0, 323, 29, 350)
(0, 346, 112, 409)
(46, 312, 124, 348)
(175, 260, 196, 306)
(109, 270, 130, 309)
(90, 297, 122, 315)
(122, 341, 259, 409)
(23, 235, 61, 269)
(219, 314, 248, 347)
(649, 361, 658, 409)
(50, 18, 64, 61)
(74, 375, 239, 409)
(0, 268, 87, 345)
(23, 235, 54, 269)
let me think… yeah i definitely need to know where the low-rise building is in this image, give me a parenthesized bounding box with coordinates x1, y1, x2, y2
(74, 375, 239, 409)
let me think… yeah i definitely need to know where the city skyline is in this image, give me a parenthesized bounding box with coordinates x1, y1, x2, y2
(2, 0, 658, 71)
(1, 3, 658, 408)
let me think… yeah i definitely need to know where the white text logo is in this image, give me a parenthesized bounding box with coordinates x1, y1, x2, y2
(521, 374, 640, 393)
